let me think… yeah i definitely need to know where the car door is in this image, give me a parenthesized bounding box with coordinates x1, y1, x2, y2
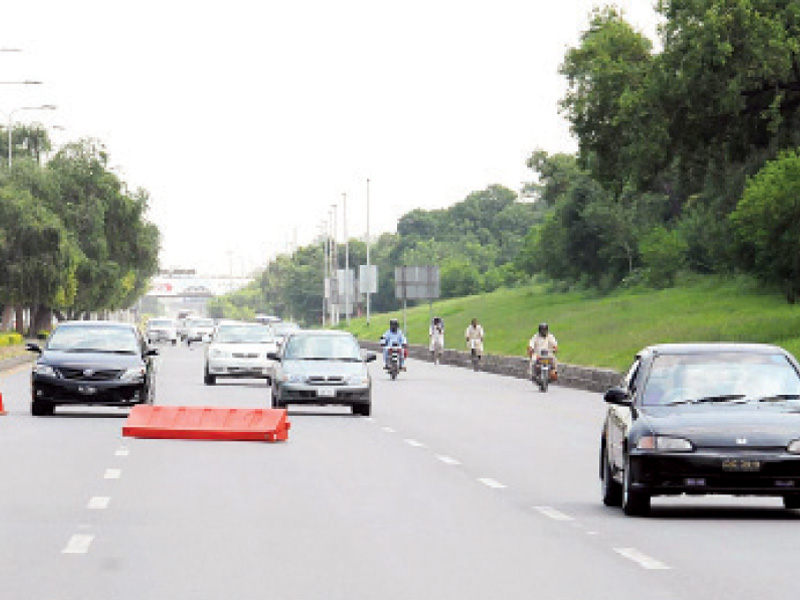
(606, 356, 643, 472)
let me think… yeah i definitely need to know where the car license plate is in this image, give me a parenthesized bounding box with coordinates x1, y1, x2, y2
(722, 459, 762, 472)
(78, 385, 98, 395)
(317, 388, 336, 398)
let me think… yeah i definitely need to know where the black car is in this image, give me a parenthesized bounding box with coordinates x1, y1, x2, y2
(27, 321, 158, 416)
(600, 343, 800, 516)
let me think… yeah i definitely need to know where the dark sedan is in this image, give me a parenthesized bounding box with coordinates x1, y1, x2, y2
(600, 343, 800, 516)
(27, 321, 158, 416)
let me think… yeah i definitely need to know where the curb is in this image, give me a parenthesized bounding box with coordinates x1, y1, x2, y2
(0, 351, 34, 373)
(360, 340, 622, 393)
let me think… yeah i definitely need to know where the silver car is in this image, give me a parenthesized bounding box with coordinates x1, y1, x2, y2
(204, 321, 278, 385)
(145, 318, 178, 345)
(269, 330, 376, 416)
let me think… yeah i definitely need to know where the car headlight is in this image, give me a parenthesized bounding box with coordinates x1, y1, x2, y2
(787, 440, 800, 454)
(636, 435, 694, 452)
(209, 348, 230, 358)
(120, 367, 147, 382)
(281, 373, 305, 384)
(346, 375, 369, 386)
(33, 363, 57, 378)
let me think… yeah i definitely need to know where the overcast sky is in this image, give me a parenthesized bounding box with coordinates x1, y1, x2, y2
(2, 1, 660, 276)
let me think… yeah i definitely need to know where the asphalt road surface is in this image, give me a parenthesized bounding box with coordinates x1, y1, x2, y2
(1, 343, 798, 599)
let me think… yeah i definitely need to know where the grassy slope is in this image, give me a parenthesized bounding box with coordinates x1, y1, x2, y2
(342, 275, 800, 372)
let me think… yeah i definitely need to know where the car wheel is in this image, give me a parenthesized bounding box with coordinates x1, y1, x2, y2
(783, 495, 800, 509)
(353, 403, 371, 417)
(31, 398, 54, 416)
(601, 444, 622, 507)
(622, 453, 650, 516)
(203, 366, 216, 386)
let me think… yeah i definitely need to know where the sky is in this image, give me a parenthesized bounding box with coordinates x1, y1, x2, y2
(2, 1, 661, 276)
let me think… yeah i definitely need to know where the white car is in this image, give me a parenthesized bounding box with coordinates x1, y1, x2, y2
(145, 318, 178, 345)
(204, 321, 279, 385)
(184, 317, 216, 344)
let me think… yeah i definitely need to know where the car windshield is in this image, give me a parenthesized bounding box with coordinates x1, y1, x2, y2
(47, 326, 140, 354)
(215, 324, 274, 344)
(270, 323, 300, 338)
(642, 352, 800, 406)
(283, 335, 361, 361)
(149, 319, 173, 328)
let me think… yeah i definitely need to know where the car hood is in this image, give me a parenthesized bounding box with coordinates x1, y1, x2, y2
(282, 359, 367, 378)
(39, 350, 145, 369)
(641, 404, 800, 447)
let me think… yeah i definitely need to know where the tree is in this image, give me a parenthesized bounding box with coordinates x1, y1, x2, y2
(730, 148, 800, 302)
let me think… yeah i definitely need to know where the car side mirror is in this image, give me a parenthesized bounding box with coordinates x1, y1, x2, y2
(604, 386, 631, 406)
(145, 348, 159, 357)
(364, 352, 377, 363)
(267, 352, 281, 361)
(26, 342, 42, 354)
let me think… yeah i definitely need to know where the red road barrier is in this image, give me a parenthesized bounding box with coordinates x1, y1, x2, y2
(0, 391, 6, 416)
(122, 406, 290, 442)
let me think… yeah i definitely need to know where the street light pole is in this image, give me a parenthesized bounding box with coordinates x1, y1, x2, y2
(366, 178, 371, 326)
(343, 192, 350, 325)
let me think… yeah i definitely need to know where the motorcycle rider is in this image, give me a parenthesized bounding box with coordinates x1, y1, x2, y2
(381, 318, 408, 371)
(464, 317, 485, 365)
(528, 322, 558, 380)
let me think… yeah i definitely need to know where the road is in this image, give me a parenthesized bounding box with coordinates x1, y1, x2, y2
(0, 343, 797, 599)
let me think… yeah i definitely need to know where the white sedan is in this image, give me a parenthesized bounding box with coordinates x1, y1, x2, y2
(204, 322, 278, 385)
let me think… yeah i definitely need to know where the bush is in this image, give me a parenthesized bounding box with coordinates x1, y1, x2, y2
(639, 226, 687, 288)
(0, 333, 23, 347)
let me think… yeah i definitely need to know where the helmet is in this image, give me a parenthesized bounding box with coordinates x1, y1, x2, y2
(538, 322, 549, 335)
(390, 318, 399, 332)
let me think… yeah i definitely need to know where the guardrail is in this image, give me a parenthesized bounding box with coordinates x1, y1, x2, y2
(360, 340, 622, 393)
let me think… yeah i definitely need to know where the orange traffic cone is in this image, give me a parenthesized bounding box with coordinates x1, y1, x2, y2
(0, 392, 6, 416)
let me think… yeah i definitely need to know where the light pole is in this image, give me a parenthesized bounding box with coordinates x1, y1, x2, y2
(6, 104, 56, 168)
(366, 178, 371, 326)
(343, 192, 350, 325)
(330, 203, 338, 325)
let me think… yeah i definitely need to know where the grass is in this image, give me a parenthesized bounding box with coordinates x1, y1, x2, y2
(340, 274, 800, 372)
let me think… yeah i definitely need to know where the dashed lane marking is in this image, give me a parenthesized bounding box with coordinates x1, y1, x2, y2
(115, 447, 130, 457)
(381, 427, 396, 433)
(104, 469, 122, 480)
(478, 478, 507, 489)
(613, 547, 671, 570)
(533, 506, 574, 521)
(62, 534, 94, 555)
(405, 439, 425, 448)
(436, 455, 461, 466)
(87, 497, 110, 510)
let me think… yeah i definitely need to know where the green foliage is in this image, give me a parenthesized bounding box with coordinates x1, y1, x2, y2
(638, 226, 687, 288)
(731, 148, 800, 302)
(0, 332, 23, 347)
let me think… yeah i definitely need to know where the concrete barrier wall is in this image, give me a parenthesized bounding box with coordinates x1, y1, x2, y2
(360, 340, 622, 393)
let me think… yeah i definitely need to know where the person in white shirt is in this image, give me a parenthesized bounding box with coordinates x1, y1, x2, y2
(464, 318, 485, 365)
(527, 322, 558, 380)
(429, 316, 444, 364)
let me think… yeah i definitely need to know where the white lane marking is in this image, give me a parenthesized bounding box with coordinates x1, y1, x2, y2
(104, 469, 122, 480)
(478, 478, 507, 489)
(381, 427, 396, 433)
(614, 547, 671, 570)
(87, 496, 111, 510)
(533, 506, 574, 521)
(62, 534, 94, 555)
(363, 417, 374, 422)
(436, 455, 461, 466)
(405, 439, 425, 448)
(115, 447, 130, 457)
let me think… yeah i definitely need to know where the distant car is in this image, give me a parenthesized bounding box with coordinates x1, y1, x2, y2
(268, 321, 300, 347)
(255, 314, 281, 325)
(184, 317, 215, 344)
(204, 321, 278, 385)
(269, 330, 376, 416)
(26, 321, 158, 416)
(600, 343, 800, 516)
(145, 317, 178, 345)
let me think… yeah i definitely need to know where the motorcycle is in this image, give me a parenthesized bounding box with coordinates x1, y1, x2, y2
(531, 349, 556, 392)
(386, 342, 403, 380)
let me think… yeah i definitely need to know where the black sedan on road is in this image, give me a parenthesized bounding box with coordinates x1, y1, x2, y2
(27, 321, 158, 416)
(600, 343, 800, 516)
